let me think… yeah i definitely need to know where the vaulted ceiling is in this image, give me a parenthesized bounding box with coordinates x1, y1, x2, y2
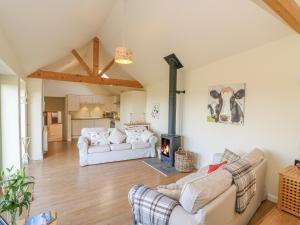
(0, 0, 295, 86)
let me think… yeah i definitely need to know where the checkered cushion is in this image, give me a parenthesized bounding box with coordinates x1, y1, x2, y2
(221, 149, 240, 163)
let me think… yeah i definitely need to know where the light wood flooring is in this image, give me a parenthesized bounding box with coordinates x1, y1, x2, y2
(26, 141, 298, 225)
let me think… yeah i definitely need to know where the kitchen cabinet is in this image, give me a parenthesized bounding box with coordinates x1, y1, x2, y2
(94, 119, 110, 128)
(71, 119, 111, 138)
(80, 95, 94, 104)
(71, 120, 81, 136)
(81, 120, 94, 129)
(67, 95, 80, 111)
(93, 96, 105, 104)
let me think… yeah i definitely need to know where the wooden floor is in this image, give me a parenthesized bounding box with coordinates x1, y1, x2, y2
(26, 141, 297, 225)
(27, 141, 187, 225)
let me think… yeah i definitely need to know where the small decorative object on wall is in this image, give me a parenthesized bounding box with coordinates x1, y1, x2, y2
(207, 83, 245, 125)
(150, 103, 160, 120)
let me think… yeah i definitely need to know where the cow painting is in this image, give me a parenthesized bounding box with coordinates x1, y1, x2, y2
(207, 84, 245, 125)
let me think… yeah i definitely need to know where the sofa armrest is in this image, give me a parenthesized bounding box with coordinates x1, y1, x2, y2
(77, 136, 89, 153)
(149, 136, 158, 147)
(77, 136, 89, 166)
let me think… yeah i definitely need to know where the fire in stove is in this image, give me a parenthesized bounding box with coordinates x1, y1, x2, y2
(162, 144, 170, 157)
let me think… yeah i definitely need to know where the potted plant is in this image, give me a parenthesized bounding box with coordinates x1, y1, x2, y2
(0, 167, 34, 225)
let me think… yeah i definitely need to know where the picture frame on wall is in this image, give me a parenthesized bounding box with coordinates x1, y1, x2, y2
(207, 83, 245, 125)
(150, 103, 160, 120)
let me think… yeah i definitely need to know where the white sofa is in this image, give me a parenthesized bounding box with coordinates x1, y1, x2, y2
(169, 152, 267, 225)
(77, 128, 157, 166)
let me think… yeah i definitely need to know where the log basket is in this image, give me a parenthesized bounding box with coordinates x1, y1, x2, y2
(175, 147, 194, 172)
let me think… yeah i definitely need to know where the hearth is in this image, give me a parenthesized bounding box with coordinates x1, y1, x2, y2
(160, 53, 184, 166)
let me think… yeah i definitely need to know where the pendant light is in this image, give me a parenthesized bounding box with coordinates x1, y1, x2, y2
(115, 0, 133, 64)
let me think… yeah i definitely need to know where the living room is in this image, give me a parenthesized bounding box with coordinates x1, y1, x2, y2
(1, 0, 300, 225)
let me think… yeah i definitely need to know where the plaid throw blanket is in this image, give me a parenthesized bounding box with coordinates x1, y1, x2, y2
(128, 184, 179, 225)
(223, 159, 256, 213)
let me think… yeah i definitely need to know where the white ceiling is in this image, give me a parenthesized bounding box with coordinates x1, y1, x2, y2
(0, 0, 294, 86)
(0, 0, 116, 75)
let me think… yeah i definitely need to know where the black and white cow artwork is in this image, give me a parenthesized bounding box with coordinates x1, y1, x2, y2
(207, 86, 245, 124)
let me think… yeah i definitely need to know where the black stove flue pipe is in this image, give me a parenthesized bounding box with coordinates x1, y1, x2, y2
(164, 53, 184, 136)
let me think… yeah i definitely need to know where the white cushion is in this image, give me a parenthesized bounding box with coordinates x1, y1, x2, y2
(110, 143, 132, 151)
(88, 145, 110, 154)
(140, 130, 153, 143)
(157, 183, 182, 201)
(125, 128, 145, 143)
(90, 131, 110, 146)
(108, 129, 126, 144)
(131, 141, 151, 149)
(81, 128, 108, 140)
(242, 148, 264, 168)
(176, 166, 209, 185)
(179, 169, 232, 214)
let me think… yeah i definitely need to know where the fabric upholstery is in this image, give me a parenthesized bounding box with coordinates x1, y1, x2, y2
(221, 149, 241, 163)
(132, 141, 151, 149)
(88, 145, 110, 153)
(125, 127, 145, 143)
(81, 127, 108, 141)
(110, 143, 132, 151)
(157, 183, 183, 201)
(207, 161, 227, 173)
(242, 148, 264, 168)
(141, 129, 154, 142)
(78, 127, 157, 166)
(179, 169, 233, 214)
(169, 159, 267, 225)
(108, 128, 126, 144)
(90, 130, 110, 146)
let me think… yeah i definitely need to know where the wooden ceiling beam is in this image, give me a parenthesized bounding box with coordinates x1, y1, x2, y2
(71, 49, 93, 76)
(93, 37, 100, 76)
(28, 70, 143, 88)
(99, 58, 115, 76)
(263, 0, 300, 33)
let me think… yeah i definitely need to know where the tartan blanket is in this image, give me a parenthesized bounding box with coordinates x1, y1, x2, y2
(128, 184, 179, 225)
(223, 159, 256, 214)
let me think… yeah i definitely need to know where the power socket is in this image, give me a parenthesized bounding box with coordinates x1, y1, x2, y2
(295, 159, 300, 165)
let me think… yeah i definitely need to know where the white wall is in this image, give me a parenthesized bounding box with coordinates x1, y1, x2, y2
(146, 34, 300, 201)
(43, 80, 112, 97)
(146, 71, 184, 138)
(120, 91, 146, 126)
(182, 34, 300, 201)
(27, 78, 43, 160)
(0, 27, 23, 76)
(0, 75, 21, 169)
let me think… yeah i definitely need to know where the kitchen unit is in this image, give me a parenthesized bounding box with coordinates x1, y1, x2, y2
(71, 118, 111, 139)
(66, 94, 120, 140)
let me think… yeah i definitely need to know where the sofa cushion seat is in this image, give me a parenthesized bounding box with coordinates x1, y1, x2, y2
(110, 143, 132, 151)
(88, 145, 110, 154)
(131, 141, 150, 149)
(179, 169, 233, 214)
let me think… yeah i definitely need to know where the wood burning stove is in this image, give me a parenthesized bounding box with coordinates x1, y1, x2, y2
(161, 134, 181, 166)
(160, 53, 184, 167)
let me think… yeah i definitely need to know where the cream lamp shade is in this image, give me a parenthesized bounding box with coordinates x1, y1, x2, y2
(115, 47, 133, 64)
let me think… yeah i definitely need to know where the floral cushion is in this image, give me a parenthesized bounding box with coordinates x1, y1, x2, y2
(125, 127, 145, 143)
(108, 128, 127, 144)
(90, 130, 110, 146)
(141, 129, 153, 143)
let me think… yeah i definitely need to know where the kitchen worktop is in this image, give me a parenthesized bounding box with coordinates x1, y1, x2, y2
(71, 117, 108, 120)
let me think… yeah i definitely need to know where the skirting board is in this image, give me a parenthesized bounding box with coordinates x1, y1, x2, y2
(267, 193, 278, 203)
